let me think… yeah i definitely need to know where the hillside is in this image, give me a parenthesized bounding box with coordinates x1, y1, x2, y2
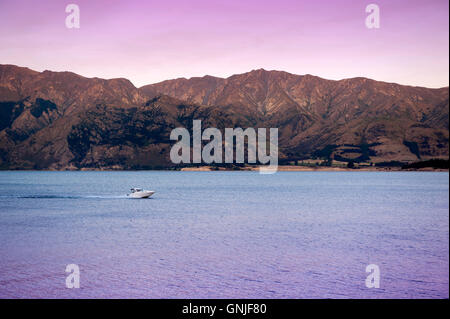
(0, 64, 448, 169)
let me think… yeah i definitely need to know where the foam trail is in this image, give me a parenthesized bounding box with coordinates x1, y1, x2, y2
(14, 195, 127, 199)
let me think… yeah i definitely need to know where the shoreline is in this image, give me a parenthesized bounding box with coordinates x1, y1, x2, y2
(1, 166, 447, 172)
(180, 165, 449, 172)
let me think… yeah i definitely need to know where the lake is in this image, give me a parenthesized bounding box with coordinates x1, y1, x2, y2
(0, 171, 448, 298)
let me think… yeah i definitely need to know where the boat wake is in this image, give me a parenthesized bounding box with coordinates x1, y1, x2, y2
(12, 195, 128, 199)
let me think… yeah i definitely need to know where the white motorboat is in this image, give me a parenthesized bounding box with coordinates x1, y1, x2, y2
(128, 188, 155, 198)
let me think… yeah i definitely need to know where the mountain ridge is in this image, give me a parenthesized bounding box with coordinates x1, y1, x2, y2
(0, 64, 448, 169)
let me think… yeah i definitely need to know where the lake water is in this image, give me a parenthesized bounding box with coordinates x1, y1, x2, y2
(0, 171, 448, 298)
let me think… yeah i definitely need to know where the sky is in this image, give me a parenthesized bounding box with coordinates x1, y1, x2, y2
(0, 0, 448, 88)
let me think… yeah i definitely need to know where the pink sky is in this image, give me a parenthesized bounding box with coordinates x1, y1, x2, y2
(0, 0, 448, 88)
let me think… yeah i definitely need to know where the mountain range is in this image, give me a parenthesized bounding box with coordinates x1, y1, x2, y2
(0, 64, 448, 169)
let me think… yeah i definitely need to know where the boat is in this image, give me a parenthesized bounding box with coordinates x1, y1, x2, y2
(127, 188, 155, 198)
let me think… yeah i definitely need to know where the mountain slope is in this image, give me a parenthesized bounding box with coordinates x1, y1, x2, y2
(0, 64, 448, 169)
(142, 69, 449, 163)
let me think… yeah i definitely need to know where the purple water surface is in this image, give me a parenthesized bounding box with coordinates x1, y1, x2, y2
(0, 171, 448, 298)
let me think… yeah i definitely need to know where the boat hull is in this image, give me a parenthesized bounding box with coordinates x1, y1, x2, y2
(128, 190, 155, 198)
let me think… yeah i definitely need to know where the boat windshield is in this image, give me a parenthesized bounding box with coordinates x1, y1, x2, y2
(131, 188, 143, 192)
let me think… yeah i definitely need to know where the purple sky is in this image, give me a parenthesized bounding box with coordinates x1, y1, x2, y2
(0, 0, 448, 88)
